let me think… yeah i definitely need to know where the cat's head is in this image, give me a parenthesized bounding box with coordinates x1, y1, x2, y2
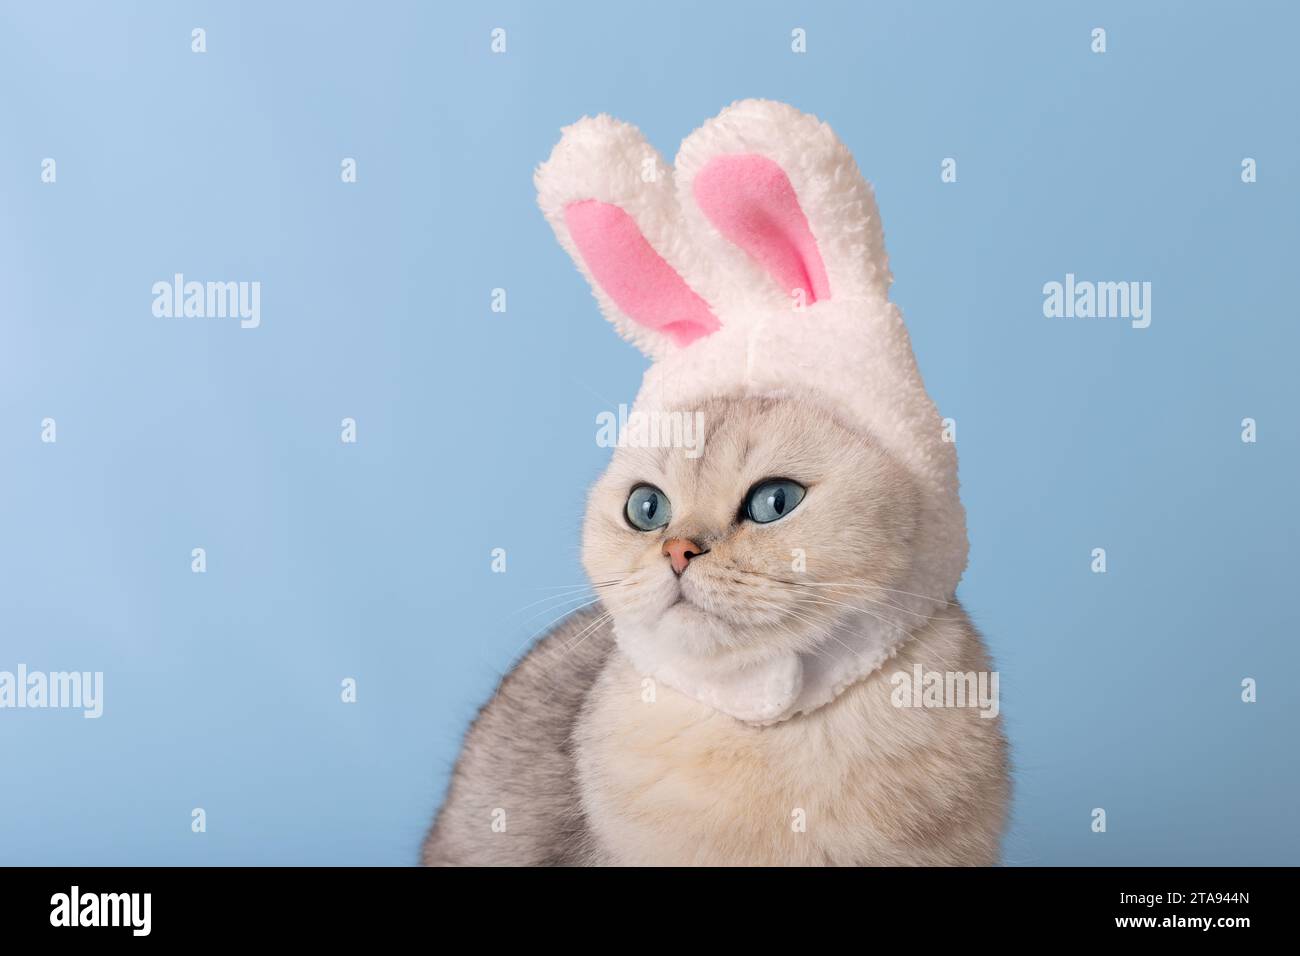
(536, 100, 967, 722)
(583, 395, 920, 665)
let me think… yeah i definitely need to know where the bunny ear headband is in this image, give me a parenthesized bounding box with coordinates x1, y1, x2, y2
(536, 100, 967, 725)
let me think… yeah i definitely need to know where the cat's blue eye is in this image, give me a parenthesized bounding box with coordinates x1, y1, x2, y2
(745, 479, 806, 524)
(626, 485, 671, 532)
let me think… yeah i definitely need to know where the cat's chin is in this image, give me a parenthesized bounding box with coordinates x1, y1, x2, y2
(619, 600, 812, 663)
(654, 601, 735, 655)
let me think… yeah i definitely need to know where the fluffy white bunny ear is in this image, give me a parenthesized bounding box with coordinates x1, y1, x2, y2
(674, 99, 892, 311)
(535, 115, 721, 359)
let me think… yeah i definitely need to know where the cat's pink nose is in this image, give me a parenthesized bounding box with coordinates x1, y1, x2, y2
(662, 538, 704, 575)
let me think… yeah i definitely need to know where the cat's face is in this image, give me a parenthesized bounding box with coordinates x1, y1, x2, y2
(583, 396, 920, 662)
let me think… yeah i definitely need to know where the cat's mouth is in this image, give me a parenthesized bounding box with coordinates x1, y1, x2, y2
(663, 578, 745, 625)
(665, 590, 699, 612)
(659, 577, 719, 619)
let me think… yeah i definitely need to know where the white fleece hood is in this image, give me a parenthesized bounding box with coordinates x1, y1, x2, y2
(535, 99, 966, 725)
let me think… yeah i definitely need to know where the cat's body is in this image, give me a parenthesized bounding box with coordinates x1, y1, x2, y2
(424, 600, 1007, 866)
(423, 610, 611, 866)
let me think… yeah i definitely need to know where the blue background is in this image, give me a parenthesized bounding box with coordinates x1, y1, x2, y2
(2, 0, 1296, 865)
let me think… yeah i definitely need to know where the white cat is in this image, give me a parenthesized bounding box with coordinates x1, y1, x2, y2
(424, 101, 1009, 866)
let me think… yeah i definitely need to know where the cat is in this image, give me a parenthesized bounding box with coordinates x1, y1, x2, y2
(425, 98, 1011, 865)
(423, 396, 1009, 865)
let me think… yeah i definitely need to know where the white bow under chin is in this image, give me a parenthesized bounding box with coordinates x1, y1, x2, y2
(614, 602, 927, 726)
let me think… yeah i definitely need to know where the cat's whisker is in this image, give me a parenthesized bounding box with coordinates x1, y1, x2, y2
(766, 581, 942, 624)
(805, 588, 936, 625)
(559, 612, 615, 656)
(816, 591, 962, 640)
(794, 581, 958, 608)
(501, 578, 630, 621)
(508, 588, 601, 618)
(743, 596, 857, 662)
(754, 591, 969, 671)
(748, 600, 841, 662)
(502, 598, 606, 664)
(783, 593, 912, 644)
(777, 592, 969, 671)
(761, 580, 915, 620)
(515, 590, 608, 627)
(759, 574, 946, 601)
(813, 624, 870, 661)
(531, 579, 625, 590)
(533, 611, 617, 703)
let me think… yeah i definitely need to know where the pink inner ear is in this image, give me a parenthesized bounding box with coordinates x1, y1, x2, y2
(694, 154, 831, 304)
(564, 200, 719, 347)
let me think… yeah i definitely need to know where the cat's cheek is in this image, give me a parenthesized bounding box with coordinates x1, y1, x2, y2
(582, 516, 641, 573)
